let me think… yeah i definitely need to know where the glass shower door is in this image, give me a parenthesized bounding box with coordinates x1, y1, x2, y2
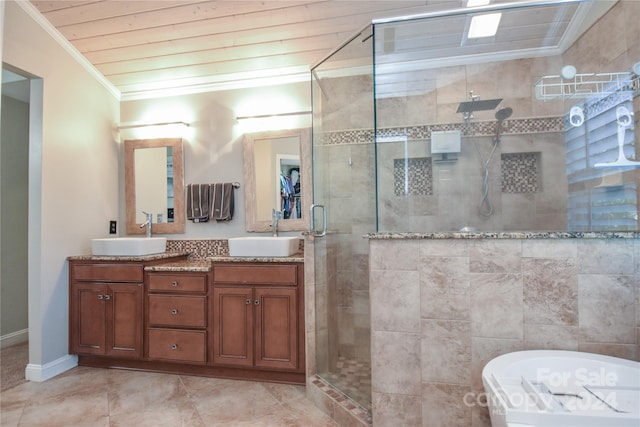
(310, 25, 376, 410)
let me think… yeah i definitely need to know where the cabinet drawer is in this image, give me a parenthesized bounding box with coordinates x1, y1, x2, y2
(148, 295, 206, 327)
(148, 329, 206, 363)
(73, 264, 143, 282)
(213, 265, 297, 285)
(148, 274, 206, 292)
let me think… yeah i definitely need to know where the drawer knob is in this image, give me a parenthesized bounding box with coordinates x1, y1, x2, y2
(104, 294, 111, 300)
(98, 295, 103, 300)
(171, 344, 178, 350)
(254, 299, 260, 305)
(171, 309, 178, 315)
(245, 299, 251, 305)
(171, 281, 178, 287)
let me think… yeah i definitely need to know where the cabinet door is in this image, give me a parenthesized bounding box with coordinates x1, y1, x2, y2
(255, 287, 298, 370)
(106, 283, 143, 358)
(71, 283, 107, 355)
(212, 286, 253, 366)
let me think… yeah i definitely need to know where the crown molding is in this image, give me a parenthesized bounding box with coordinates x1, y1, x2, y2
(16, 0, 121, 100)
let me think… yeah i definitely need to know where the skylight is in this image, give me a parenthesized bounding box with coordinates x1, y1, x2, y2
(466, 0, 491, 7)
(468, 13, 502, 38)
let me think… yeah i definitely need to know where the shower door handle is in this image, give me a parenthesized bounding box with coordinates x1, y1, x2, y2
(310, 204, 326, 237)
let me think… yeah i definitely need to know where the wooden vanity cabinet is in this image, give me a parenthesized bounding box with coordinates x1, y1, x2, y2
(146, 273, 208, 364)
(212, 263, 303, 373)
(69, 262, 144, 358)
(69, 257, 304, 385)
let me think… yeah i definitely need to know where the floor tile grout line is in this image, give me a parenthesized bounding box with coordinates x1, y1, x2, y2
(178, 374, 208, 427)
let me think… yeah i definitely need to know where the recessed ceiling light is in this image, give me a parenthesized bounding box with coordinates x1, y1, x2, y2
(468, 13, 502, 38)
(467, 0, 491, 7)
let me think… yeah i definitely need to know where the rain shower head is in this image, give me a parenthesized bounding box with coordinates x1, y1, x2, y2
(456, 98, 503, 114)
(495, 107, 513, 121)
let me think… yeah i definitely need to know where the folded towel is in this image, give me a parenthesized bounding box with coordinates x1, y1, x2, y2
(186, 184, 210, 222)
(211, 182, 234, 221)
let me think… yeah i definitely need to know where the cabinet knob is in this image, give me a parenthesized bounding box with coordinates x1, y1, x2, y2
(97, 295, 103, 300)
(104, 294, 111, 300)
(171, 281, 178, 287)
(171, 309, 178, 315)
(171, 344, 178, 350)
(254, 299, 260, 305)
(245, 299, 251, 305)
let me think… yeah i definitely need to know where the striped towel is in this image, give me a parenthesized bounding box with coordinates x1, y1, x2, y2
(211, 182, 234, 221)
(186, 184, 210, 222)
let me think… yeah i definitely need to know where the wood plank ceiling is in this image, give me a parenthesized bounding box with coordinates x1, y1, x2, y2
(30, 0, 464, 99)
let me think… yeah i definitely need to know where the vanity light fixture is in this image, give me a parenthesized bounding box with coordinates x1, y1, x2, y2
(235, 111, 311, 121)
(117, 121, 191, 140)
(468, 12, 502, 38)
(117, 121, 190, 130)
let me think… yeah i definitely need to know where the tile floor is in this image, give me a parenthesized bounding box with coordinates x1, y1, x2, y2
(0, 367, 339, 426)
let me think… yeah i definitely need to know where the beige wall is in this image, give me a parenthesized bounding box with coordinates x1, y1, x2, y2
(119, 83, 311, 238)
(369, 237, 640, 426)
(2, 1, 119, 372)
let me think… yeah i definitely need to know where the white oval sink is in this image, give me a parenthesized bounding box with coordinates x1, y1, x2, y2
(91, 237, 167, 256)
(228, 236, 300, 257)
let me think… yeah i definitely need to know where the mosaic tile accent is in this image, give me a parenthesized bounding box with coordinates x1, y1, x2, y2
(322, 117, 565, 146)
(166, 238, 304, 259)
(393, 157, 433, 196)
(165, 239, 228, 259)
(501, 153, 539, 193)
(310, 374, 372, 426)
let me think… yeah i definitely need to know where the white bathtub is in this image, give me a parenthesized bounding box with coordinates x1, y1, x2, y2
(482, 350, 640, 427)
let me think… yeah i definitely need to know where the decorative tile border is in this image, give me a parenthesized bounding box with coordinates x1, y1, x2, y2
(321, 116, 565, 145)
(165, 239, 228, 259)
(166, 238, 304, 259)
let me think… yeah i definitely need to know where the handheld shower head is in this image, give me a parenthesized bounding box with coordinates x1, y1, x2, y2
(494, 107, 512, 144)
(495, 107, 513, 122)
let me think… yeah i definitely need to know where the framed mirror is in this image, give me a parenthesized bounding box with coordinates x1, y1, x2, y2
(125, 138, 185, 234)
(243, 128, 311, 232)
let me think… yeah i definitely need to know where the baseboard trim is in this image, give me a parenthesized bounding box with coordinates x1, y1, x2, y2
(0, 329, 28, 349)
(25, 354, 78, 382)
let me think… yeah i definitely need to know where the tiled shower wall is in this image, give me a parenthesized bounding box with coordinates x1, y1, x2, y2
(319, 57, 574, 234)
(369, 237, 640, 427)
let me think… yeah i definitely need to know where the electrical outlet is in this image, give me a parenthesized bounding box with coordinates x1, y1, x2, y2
(109, 220, 117, 234)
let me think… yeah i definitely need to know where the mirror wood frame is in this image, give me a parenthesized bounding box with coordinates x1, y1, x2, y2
(243, 128, 311, 233)
(125, 138, 185, 235)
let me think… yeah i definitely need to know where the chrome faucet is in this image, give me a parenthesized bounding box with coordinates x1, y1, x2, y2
(140, 211, 153, 237)
(271, 209, 283, 237)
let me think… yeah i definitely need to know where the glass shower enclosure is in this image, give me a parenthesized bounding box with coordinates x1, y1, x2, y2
(311, 0, 639, 414)
(311, 25, 376, 410)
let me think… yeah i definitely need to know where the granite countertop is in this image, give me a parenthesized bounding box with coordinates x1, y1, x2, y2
(365, 232, 640, 239)
(67, 251, 190, 261)
(207, 253, 305, 263)
(145, 259, 211, 272)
